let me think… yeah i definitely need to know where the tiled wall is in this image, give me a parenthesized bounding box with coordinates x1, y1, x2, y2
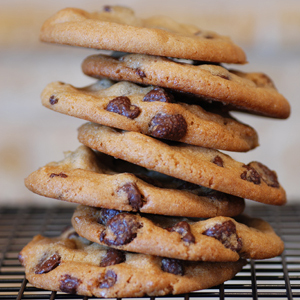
(1, 0, 299, 205)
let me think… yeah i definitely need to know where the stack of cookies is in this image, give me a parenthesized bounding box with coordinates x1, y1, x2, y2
(20, 5, 290, 298)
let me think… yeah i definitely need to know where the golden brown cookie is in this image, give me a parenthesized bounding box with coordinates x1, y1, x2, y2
(40, 6, 247, 64)
(82, 54, 290, 119)
(41, 79, 259, 151)
(72, 205, 284, 262)
(78, 123, 287, 206)
(19, 227, 246, 297)
(24, 145, 245, 218)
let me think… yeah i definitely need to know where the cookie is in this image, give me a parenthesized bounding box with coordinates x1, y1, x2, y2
(19, 227, 246, 297)
(72, 205, 284, 262)
(24, 145, 245, 218)
(41, 79, 259, 152)
(78, 123, 286, 205)
(40, 6, 247, 64)
(82, 54, 290, 119)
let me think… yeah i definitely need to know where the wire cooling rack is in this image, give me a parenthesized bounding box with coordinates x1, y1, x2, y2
(0, 204, 300, 300)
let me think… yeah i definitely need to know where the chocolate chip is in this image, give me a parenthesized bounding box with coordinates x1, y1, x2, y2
(212, 155, 224, 167)
(136, 68, 146, 78)
(49, 95, 58, 105)
(97, 208, 122, 226)
(149, 113, 187, 140)
(60, 274, 81, 294)
(35, 253, 61, 274)
(106, 96, 140, 119)
(99, 270, 117, 288)
(118, 183, 144, 211)
(100, 213, 142, 246)
(203, 220, 242, 252)
(103, 5, 112, 12)
(241, 165, 261, 185)
(143, 87, 174, 103)
(204, 34, 214, 39)
(248, 162, 279, 188)
(167, 221, 195, 244)
(161, 258, 184, 276)
(49, 172, 68, 178)
(100, 249, 126, 267)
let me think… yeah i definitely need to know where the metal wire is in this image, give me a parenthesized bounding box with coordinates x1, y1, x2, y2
(0, 204, 298, 299)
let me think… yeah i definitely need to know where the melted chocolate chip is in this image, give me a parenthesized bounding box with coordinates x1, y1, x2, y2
(99, 270, 117, 288)
(203, 220, 242, 252)
(106, 96, 140, 119)
(100, 213, 142, 246)
(167, 221, 195, 244)
(49, 95, 59, 105)
(149, 113, 187, 140)
(248, 161, 279, 188)
(143, 87, 174, 103)
(118, 182, 144, 211)
(97, 209, 122, 226)
(100, 249, 126, 267)
(35, 253, 61, 274)
(60, 274, 81, 294)
(49, 172, 68, 178)
(241, 165, 261, 185)
(161, 258, 184, 276)
(212, 155, 224, 167)
(136, 68, 146, 78)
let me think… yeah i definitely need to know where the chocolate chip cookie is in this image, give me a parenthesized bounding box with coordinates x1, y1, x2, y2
(72, 205, 284, 261)
(81, 54, 290, 119)
(24, 145, 245, 218)
(40, 5, 246, 64)
(19, 227, 246, 297)
(41, 79, 259, 151)
(77, 123, 286, 205)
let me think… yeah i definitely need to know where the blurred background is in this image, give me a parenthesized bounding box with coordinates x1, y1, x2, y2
(0, 0, 299, 206)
